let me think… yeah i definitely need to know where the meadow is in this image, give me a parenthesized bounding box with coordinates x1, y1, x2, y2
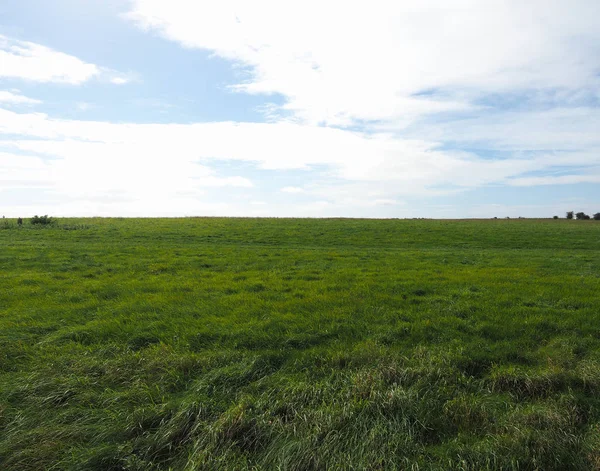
(1, 217, 599, 470)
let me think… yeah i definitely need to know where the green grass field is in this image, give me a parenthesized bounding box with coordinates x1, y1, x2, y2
(1, 217, 599, 470)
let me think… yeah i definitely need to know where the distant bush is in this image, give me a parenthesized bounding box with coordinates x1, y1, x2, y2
(31, 215, 54, 225)
(566, 211, 574, 219)
(576, 212, 590, 220)
(594, 213, 600, 221)
(17, 217, 23, 226)
(553, 216, 558, 219)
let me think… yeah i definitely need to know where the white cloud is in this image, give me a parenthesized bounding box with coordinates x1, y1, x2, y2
(109, 77, 130, 85)
(198, 176, 253, 188)
(0, 151, 52, 189)
(0, 90, 41, 105)
(373, 199, 402, 206)
(76, 102, 93, 111)
(280, 186, 305, 194)
(125, 0, 600, 126)
(0, 109, 258, 216)
(0, 35, 98, 84)
(0, 35, 130, 85)
(508, 173, 600, 187)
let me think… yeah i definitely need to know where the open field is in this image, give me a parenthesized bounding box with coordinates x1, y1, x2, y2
(1, 217, 600, 470)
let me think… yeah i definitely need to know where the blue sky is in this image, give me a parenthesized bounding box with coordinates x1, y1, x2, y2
(1, 0, 599, 217)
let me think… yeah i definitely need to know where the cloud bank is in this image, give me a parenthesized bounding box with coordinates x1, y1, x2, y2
(125, 0, 600, 126)
(0, 105, 598, 216)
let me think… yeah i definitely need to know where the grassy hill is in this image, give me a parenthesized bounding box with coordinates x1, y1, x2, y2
(1, 217, 599, 470)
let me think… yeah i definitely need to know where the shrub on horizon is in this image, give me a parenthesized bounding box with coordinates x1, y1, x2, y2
(31, 215, 54, 225)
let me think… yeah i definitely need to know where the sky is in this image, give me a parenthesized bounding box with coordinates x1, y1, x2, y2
(0, 0, 599, 218)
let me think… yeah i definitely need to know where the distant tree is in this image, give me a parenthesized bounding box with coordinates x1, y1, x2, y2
(566, 211, 574, 219)
(31, 215, 54, 225)
(553, 216, 558, 219)
(594, 213, 600, 221)
(17, 217, 23, 226)
(575, 212, 589, 220)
